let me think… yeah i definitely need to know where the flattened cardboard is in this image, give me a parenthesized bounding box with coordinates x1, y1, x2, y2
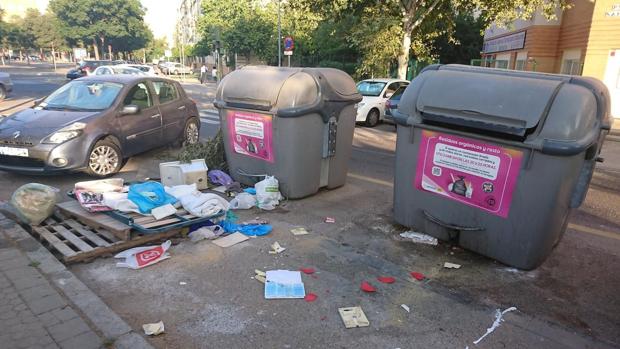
(212, 232, 249, 248)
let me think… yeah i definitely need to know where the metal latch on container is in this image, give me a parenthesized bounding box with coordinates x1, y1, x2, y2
(323, 119, 338, 158)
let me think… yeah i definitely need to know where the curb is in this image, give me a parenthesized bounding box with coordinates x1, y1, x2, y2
(0, 214, 153, 349)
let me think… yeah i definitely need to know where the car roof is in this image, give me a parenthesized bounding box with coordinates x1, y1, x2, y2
(359, 78, 408, 83)
(75, 74, 178, 84)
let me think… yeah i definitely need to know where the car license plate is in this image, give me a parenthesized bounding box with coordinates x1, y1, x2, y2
(0, 146, 28, 157)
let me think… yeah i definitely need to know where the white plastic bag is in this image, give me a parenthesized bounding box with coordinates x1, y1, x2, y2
(255, 176, 283, 210)
(115, 240, 172, 269)
(229, 192, 257, 210)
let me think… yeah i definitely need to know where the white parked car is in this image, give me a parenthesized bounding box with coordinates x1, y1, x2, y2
(163, 63, 193, 75)
(93, 66, 146, 76)
(121, 64, 157, 76)
(355, 78, 409, 127)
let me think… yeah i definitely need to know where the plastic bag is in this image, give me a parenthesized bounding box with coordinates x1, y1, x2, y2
(10, 184, 59, 225)
(115, 240, 172, 269)
(229, 192, 257, 210)
(255, 176, 283, 210)
(128, 182, 178, 214)
(221, 220, 272, 236)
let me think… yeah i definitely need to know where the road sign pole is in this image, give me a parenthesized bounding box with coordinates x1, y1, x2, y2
(287, 55, 290, 67)
(277, 0, 281, 67)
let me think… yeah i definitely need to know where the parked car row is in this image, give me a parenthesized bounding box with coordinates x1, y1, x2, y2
(0, 75, 200, 177)
(158, 62, 194, 75)
(355, 78, 409, 127)
(67, 60, 158, 80)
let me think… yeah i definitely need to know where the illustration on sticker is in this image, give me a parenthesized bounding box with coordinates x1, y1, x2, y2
(227, 110, 274, 163)
(414, 130, 522, 218)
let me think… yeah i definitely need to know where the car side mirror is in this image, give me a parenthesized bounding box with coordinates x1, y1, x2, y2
(33, 97, 45, 107)
(385, 92, 394, 98)
(121, 105, 140, 115)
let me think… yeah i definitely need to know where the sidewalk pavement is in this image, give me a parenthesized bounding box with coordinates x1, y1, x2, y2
(0, 214, 153, 349)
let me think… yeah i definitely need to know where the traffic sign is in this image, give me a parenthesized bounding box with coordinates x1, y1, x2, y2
(284, 51, 293, 56)
(283, 36, 294, 51)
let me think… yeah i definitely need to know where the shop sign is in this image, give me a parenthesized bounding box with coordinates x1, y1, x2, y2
(483, 31, 526, 54)
(605, 4, 620, 17)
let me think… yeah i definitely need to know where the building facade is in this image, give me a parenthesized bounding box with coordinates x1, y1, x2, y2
(482, 0, 620, 118)
(176, 0, 202, 46)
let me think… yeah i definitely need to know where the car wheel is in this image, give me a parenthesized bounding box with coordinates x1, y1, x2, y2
(86, 140, 123, 177)
(0, 85, 6, 101)
(365, 109, 380, 127)
(181, 118, 200, 146)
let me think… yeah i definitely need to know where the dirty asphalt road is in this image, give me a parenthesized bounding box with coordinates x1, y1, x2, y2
(1, 65, 619, 348)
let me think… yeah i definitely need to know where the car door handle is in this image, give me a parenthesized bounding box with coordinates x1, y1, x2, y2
(150, 114, 161, 119)
(177, 106, 186, 110)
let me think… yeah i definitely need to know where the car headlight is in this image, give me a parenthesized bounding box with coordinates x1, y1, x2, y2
(43, 122, 86, 144)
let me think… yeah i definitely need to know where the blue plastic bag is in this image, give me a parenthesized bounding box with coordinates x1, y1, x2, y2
(221, 219, 272, 236)
(128, 181, 178, 214)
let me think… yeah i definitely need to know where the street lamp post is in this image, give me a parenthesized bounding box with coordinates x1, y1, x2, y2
(277, 0, 281, 67)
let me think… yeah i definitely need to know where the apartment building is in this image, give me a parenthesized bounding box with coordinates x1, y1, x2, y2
(482, 0, 620, 118)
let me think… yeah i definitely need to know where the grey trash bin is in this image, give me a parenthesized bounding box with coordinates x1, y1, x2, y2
(214, 66, 362, 199)
(393, 64, 611, 269)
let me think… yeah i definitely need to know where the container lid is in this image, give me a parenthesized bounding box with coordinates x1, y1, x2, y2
(416, 69, 564, 136)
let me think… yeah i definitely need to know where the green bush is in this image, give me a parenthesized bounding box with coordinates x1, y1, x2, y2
(177, 130, 228, 171)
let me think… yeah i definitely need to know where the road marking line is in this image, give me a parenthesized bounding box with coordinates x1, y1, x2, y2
(568, 223, 620, 241)
(347, 173, 394, 188)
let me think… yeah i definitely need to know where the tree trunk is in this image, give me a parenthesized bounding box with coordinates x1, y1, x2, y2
(397, 28, 412, 80)
(92, 38, 100, 60)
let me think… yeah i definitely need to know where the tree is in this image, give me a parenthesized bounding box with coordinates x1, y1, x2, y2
(146, 37, 168, 62)
(49, 0, 150, 59)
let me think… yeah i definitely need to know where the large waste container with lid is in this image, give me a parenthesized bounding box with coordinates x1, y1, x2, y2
(392, 64, 611, 269)
(214, 66, 362, 199)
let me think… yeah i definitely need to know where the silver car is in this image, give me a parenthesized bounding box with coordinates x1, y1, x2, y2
(0, 72, 13, 101)
(0, 75, 200, 177)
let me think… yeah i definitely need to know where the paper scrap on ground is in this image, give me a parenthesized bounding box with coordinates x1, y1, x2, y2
(401, 304, 410, 313)
(151, 203, 177, 220)
(212, 232, 249, 248)
(400, 231, 438, 246)
(254, 269, 266, 283)
(269, 242, 286, 254)
(179, 281, 187, 285)
(115, 240, 171, 269)
(338, 306, 370, 328)
(290, 227, 309, 236)
(265, 270, 305, 299)
(142, 321, 165, 336)
(473, 307, 517, 345)
(325, 217, 335, 223)
(444, 262, 462, 269)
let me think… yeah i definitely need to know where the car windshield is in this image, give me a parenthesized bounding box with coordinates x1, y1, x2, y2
(39, 81, 123, 111)
(357, 81, 387, 96)
(390, 86, 407, 100)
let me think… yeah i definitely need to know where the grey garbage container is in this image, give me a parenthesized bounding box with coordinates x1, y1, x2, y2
(214, 66, 362, 199)
(393, 64, 611, 269)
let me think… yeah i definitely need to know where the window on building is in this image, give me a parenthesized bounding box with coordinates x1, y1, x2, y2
(495, 60, 509, 69)
(515, 52, 528, 71)
(560, 49, 582, 75)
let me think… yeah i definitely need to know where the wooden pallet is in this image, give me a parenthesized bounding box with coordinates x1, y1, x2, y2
(55, 201, 132, 240)
(30, 215, 185, 263)
(118, 209, 199, 230)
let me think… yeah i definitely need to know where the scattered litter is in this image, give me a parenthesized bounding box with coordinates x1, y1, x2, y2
(377, 276, 396, 284)
(304, 293, 318, 302)
(115, 240, 172, 269)
(401, 304, 410, 313)
(160, 159, 209, 190)
(325, 217, 335, 223)
(265, 270, 305, 299)
(229, 192, 257, 210)
(241, 217, 269, 225)
(290, 227, 309, 236)
(222, 220, 273, 236)
(188, 225, 225, 242)
(360, 281, 376, 293)
(244, 188, 257, 195)
(338, 306, 370, 328)
(473, 307, 517, 345)
(444, 262, 462, 269)
(300, 267, 316, 275)
(400, 231, 438, 245)
(212, 232, 249, 248)
(128, 181, 178, 214)
(75, 178, 124, 193)
(255, 176, 283, 210)
(269, 242, 286, 254)
(179, 281, 187, 285)
(10, 183, 59, 225)
(254, 269, 266, 283)
(410, 272, 425, 281)
(75, 190, 111, 212)
(142, 321, 165, 336)
(212, 185, 227, 193)
(207, 169, 233, 187)
(151, 203, 177, 220)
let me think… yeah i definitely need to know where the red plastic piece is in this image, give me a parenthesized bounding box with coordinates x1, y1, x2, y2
(304, 293, 318, 302)
(300, 268, 316, 274)
(410, 272, 425, 281)
(360, 281, 377, 292)
(377, 276, 396, 284)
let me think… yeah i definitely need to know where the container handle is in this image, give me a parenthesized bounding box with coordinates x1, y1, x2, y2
(423, 210, 484, 231)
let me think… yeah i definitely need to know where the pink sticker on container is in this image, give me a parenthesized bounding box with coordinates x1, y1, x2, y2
(227, 110, 274, 163)
(414, 130, 523, 218)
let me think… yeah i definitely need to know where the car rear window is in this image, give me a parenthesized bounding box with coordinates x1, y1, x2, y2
(390, 86, 407, 100)
(357, 81, 387, 97)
